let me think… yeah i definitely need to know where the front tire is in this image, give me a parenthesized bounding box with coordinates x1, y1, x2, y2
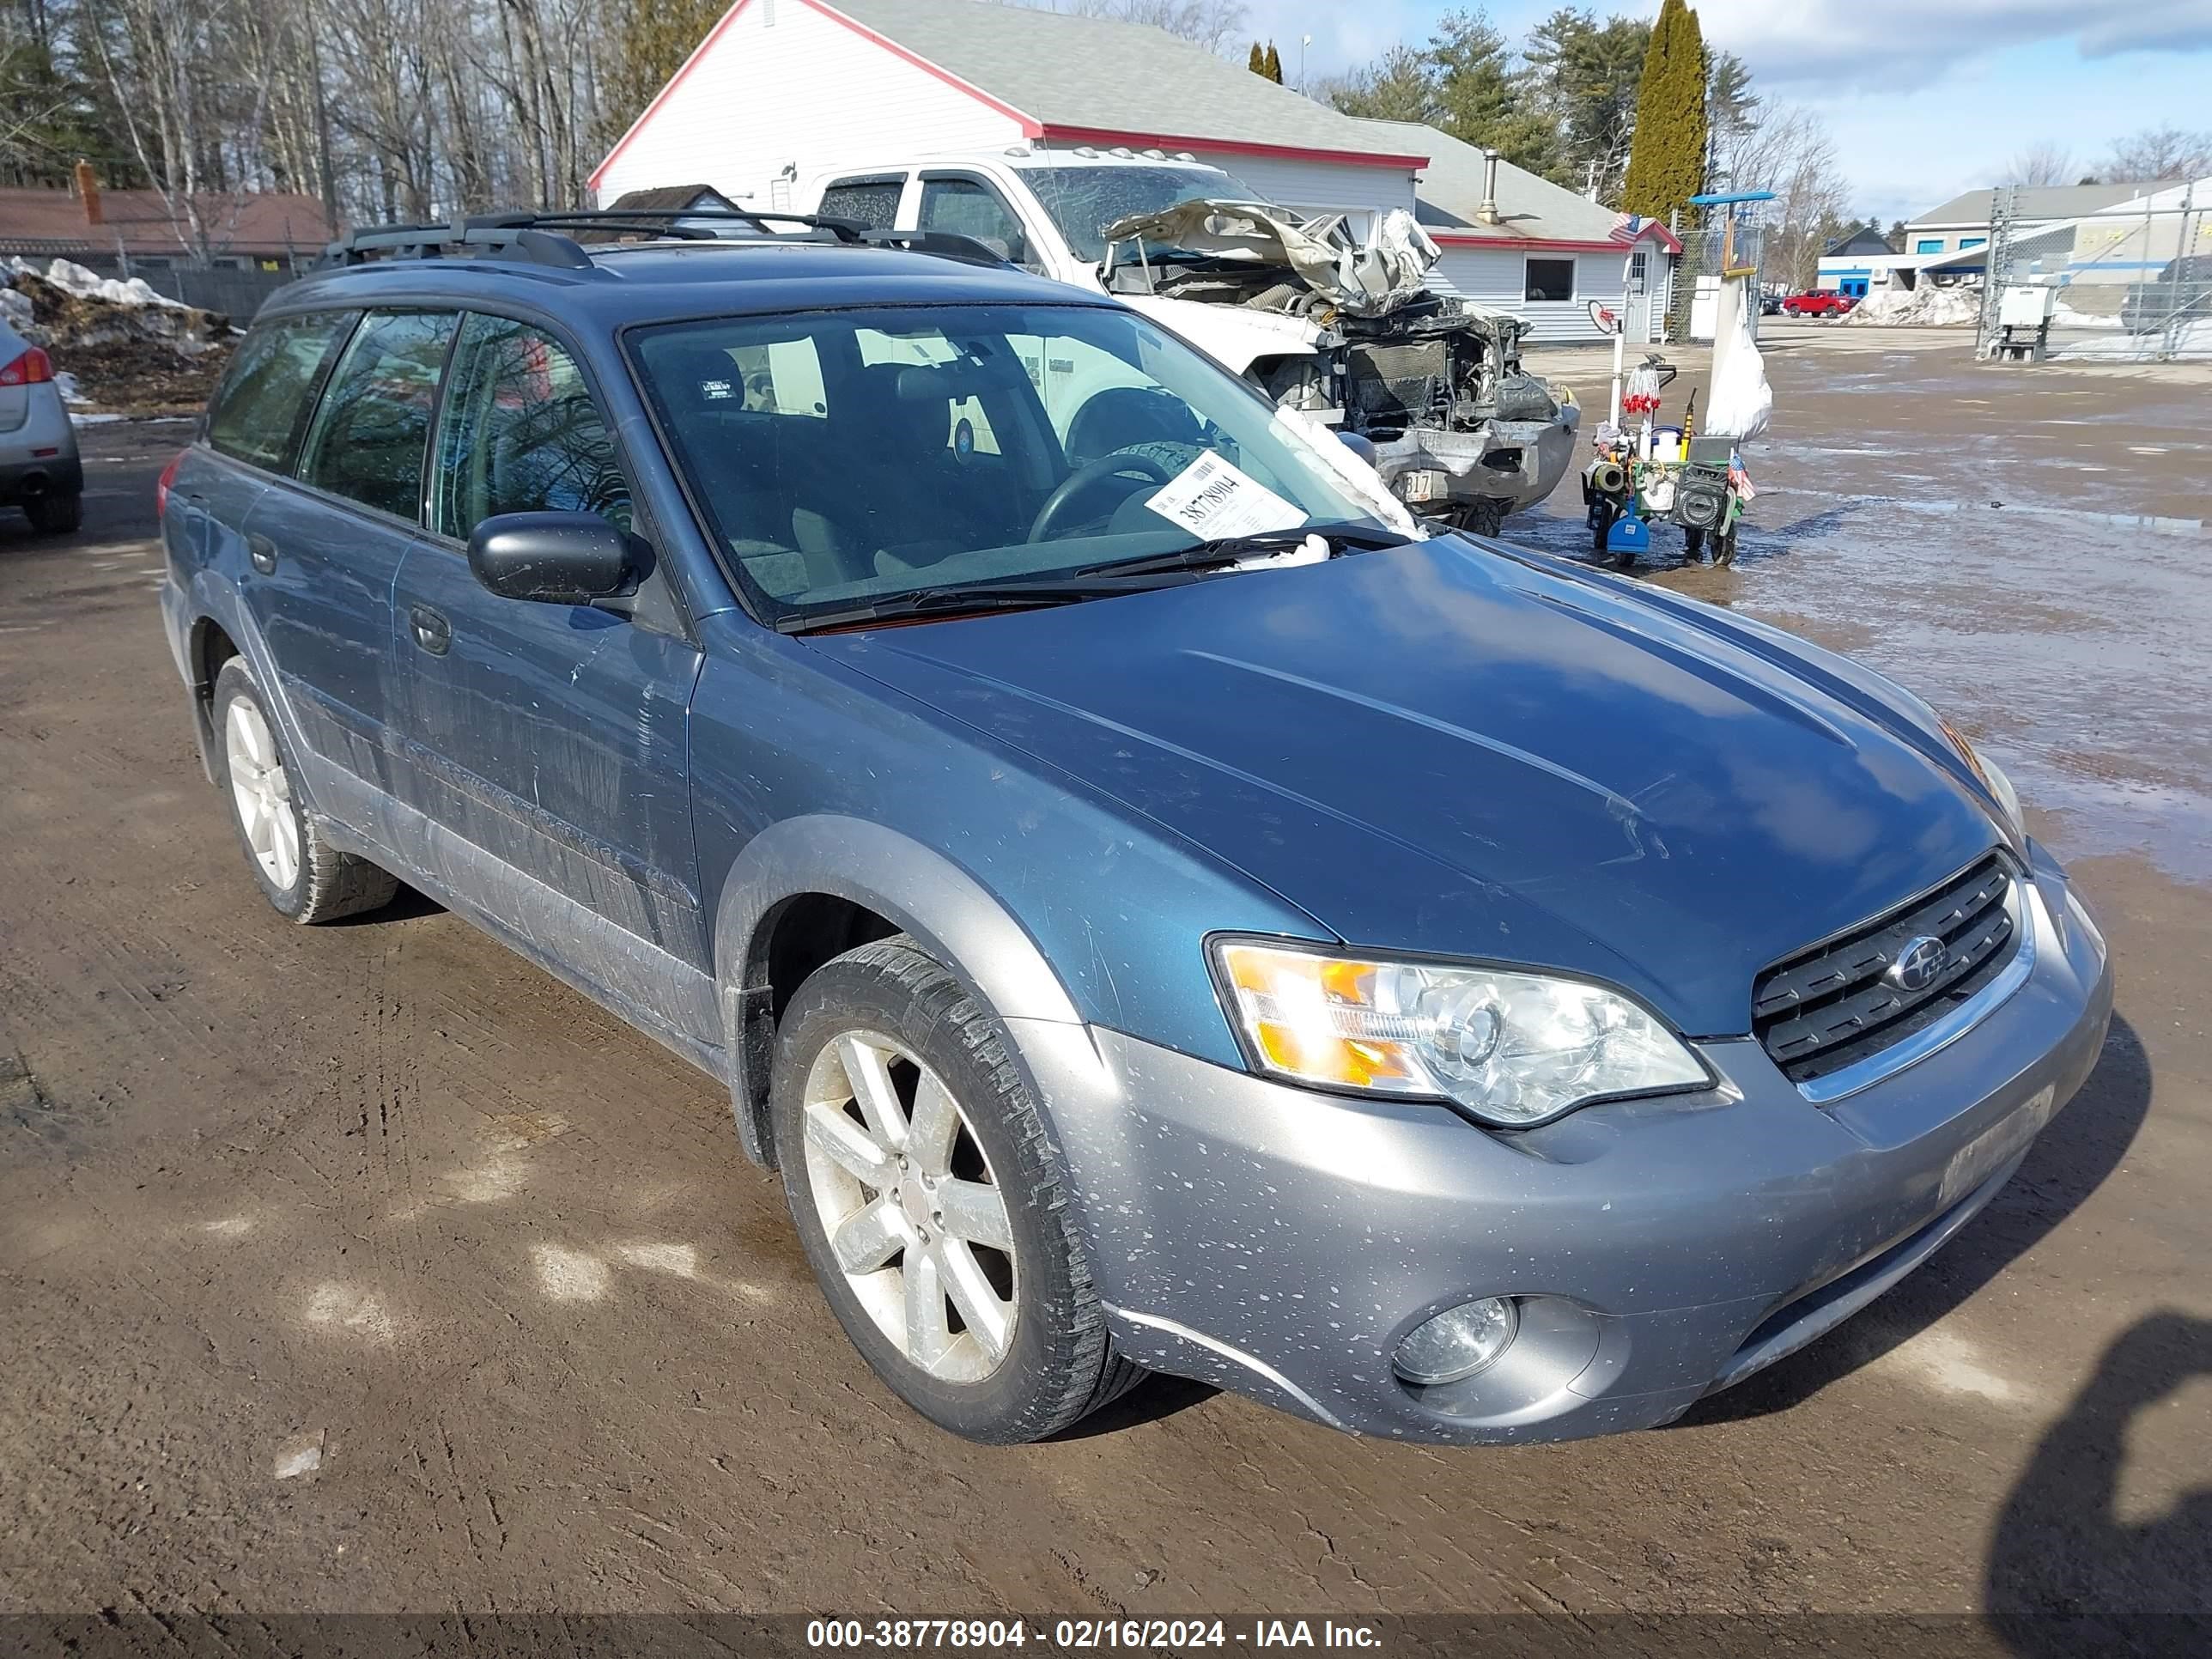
(213, 657, 398, 923)
(1463, 497, 1509, 538)
(771, 937, 1140, 1443)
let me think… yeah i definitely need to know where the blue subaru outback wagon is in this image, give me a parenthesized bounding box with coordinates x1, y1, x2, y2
(159, 210, 2112, 1445)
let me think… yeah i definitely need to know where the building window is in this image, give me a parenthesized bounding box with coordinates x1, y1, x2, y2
(1524, 257, 1575, 302)
(1959, 236, 1986, 251)
(1915, 237, 1945, 254)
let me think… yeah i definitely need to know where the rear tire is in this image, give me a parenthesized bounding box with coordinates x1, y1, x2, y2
(25, 492, 82, 534)
(1589, 500, 1616, 557)
(213, 657, 398, 923)
(771, 937, 1141, 1443)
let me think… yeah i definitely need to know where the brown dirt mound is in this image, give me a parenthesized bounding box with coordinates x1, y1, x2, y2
(5, 267, 232, 414)
(58, 336, 235, 416)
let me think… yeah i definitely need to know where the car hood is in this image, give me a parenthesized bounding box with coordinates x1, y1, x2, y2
(807, 538, 2005, 1036)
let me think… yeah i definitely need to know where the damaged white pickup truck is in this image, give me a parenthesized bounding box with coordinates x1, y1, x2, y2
(799, 149, 1577, 533)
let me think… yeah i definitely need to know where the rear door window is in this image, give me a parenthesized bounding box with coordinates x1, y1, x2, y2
(205, 311, 358, 472)
(918, 177, 1032, 266)
(817, 176, 905, 230)
(295, 310, 458, 520)
(432, 313, 632, 539)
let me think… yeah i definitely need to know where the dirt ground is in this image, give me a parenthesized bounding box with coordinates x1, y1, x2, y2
(2, 332, 2208, 1650)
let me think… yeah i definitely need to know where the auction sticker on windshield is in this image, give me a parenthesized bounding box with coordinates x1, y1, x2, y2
(1146, 452, 1306, 538)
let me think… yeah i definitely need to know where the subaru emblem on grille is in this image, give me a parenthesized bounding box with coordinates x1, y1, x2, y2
(1887, 935, 1949, 994)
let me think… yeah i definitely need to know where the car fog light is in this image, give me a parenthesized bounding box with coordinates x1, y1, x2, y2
(1394, 1297, 1519, 1385)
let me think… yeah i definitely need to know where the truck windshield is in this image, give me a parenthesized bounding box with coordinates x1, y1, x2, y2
(1020, 164, 1264, 262)
(629, 301, 1401, 629)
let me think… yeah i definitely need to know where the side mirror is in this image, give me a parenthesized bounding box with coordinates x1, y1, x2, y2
(1336, 430, 1379, 468)
(466, 512, 644, 605)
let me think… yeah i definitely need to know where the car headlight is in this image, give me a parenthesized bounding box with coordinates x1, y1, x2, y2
(1209, 939, 1710, 1128)
(1938, 717, 2025, 836)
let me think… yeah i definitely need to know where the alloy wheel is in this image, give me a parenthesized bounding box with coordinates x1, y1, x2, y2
(226, 696, 300, 890)
(799, 1030, 1018, 1382)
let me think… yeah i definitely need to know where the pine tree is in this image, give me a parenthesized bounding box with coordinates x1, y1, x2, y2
(1620, 0, 1708, 222)
(1326, 45, 1441, 125)
(1262, 42, 1284, 84)
(1430, 10, 1558, 181)
(602, 0, 733, 147)
(1523, 9, 1652, 196)
(1249, 41, 1266, 76)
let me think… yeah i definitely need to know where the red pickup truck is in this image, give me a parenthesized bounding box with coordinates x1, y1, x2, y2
(1780, 290, 1856, 317)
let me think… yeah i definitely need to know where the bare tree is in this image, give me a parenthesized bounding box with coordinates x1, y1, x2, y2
(1008, 0, 1248, 54)
(2002, 142, 2073, 188)
(1729, 102, 1850, 291)
(2102, 125, 2212, 183)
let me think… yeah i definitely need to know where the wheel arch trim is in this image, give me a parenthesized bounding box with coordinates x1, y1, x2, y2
(712, 814, 1085, 1165)
(181, 575, 324, 811)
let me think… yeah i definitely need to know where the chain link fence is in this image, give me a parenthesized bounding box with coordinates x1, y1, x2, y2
(1, 240, 308, 320)
(1977, 185, 2210, 362)
(1669, 219, 1766, 343)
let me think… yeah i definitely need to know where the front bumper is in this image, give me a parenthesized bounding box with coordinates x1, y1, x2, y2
(1373, 414, 1579, 516)
(1011, 842, 2112, 1443)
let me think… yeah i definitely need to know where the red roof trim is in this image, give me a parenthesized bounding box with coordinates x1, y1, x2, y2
(1432, 223, 1683, 255)
(1042, 125, 1427, 172)
(805, 0, 1041, 131)
(590, 0, 1043, 193)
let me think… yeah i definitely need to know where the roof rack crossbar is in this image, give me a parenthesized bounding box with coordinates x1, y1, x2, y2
(322, 207, 1013, 270)
(855, 228, 1010, 267)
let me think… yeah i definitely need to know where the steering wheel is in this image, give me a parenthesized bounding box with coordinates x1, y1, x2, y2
(1027, 452, 1173, 544)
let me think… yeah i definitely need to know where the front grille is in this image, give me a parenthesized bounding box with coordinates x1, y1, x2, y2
(1753, 854, 2021, 1087)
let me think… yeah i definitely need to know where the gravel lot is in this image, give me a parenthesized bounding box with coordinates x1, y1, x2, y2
(2, 330, 2206, 1649)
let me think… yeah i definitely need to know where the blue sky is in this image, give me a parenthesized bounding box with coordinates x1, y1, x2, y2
(1234, 0, 2212, 222)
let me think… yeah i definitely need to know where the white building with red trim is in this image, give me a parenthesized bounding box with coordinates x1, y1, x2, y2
(592, 0, 1677, 343)
(1343, 119, 1682, 344)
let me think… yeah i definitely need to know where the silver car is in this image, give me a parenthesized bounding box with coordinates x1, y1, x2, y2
(0, 316, 82, 534)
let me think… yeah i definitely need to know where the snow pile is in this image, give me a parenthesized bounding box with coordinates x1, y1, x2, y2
(1844, 283, 1983, 326)
(2, 255, 225, 356)
(5, 257, 193, 312)
(2054, 317, 2212, 360)
(2053, 297, 2124, 330)
(2, 253, 237, 413)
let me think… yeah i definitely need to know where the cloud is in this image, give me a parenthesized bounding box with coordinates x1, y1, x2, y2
(1689, 0, 2212, 90)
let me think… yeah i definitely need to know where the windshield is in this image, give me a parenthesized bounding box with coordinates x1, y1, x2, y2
(1020, 164, 1265, 262)
(631, 302, 1397, 628)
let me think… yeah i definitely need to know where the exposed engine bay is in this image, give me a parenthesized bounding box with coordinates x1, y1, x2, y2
(1100, 199, 1578, 532)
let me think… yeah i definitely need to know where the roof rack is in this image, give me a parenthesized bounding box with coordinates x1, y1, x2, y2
(324, 208, 1011, 270)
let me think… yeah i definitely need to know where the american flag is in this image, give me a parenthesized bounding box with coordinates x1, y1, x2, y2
(1608, 212, 1650, 246)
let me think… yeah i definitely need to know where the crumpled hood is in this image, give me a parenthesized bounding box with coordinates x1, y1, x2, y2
(1103, 198, 1440, 318)
(809, 540, 2005, 1036)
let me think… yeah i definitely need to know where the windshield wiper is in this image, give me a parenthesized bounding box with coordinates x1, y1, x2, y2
(775, 577, 1154, 635)
(1078, 521, 1408, 580)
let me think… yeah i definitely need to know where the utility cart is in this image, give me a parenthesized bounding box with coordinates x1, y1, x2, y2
(1580, 191, 1773, 570)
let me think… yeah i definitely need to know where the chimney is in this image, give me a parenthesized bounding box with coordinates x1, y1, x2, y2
(75, 159, 103, 227)
(1478, 150, 1501, 226)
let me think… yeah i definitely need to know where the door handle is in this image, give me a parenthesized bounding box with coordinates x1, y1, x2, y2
(409, 603, 452, 655)
(246, 532, 278, 574)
